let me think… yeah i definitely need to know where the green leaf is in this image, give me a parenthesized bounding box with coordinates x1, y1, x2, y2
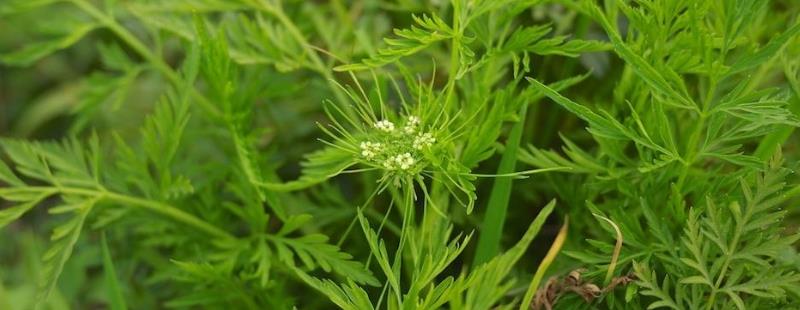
(526, 77, 627, 140)
(268, 233, 378, 286)
(679, 275, 710, 285)
(726, 21, 800, 76)
(277, 214, 313, 236)
(465, 200, 557, 310)
(38, 203, 92, 304)
(259, 146, 356, 192)
(724, 290, 746, 310)
(0, 193, 51, 228)
(587, 3, 695, 110)
(519, 212, 567, 310)
(357, 210, 401, 293)
(473, 103, 528, 265)
(101, 233, 127, 310)
(1, 22, 97, 66)
(334, 14, 453, 71)
(0, 161, 24, 187)
(293, 268, 374, 310)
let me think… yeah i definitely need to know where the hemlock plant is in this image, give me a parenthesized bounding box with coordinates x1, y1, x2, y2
(0, 0, 799, 309)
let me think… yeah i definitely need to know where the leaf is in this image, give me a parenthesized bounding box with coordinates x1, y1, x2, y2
(101, 233, 127, 310)
(38, 204, 92, 304)
(0, 0, 61, 14)
(526, 77, 627, 140)
(1, 22, 98, 66)
(70, 69, 142, 134)
(225, 14, 304, 72)
(259, 146, 356, 192)
(334, 14, 453, 71)
(277, 214, 313, 236)
(679, 276, 710, 285)
(0, 193, 51, 228)
(293, 268, 374, 310)
(473, 103, 528, 265)
(586, 3, 695, 110)
(0, 160, 24, 187)
(519, 214, 568, 310)
(465, 200, 557, 310)
(357, 210, 401, 294)
(726, 21, 800, 76)
(268, 233, 378, 286)
(724, 290, 746, 310)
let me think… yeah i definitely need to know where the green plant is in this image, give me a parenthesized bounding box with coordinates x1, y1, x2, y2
(1, 0, 799, 309)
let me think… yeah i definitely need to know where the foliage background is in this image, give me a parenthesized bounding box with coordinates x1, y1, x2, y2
(1, 0, 799, 309)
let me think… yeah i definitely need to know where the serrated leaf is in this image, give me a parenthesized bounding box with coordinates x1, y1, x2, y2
(37, 207, 91, 304)
(1, 22, 98, 66)
(679, 275, 710, 285)
(268, 232, 378, 286)
(259, 146, 356, 192)
(727, 21, 800, 76)
(0, 193, 50, 228)
(0, 161, 24, 186)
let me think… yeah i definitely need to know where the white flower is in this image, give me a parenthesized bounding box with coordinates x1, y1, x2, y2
(404, 116, 421, 134)
(393, 153, 415, 170)
(360, 141, 383, 159)
(413, 132, 436, 150)
(375, 120, 395, 132)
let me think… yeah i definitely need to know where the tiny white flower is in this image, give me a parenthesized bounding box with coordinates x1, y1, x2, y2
(413, 132, 436, 150)
(362, 150, 374, 158)
(404, 116, 421, 134)
(375, 120, 395, 132)
(360, 141, 383, 159)
(394, 153, 415, 170)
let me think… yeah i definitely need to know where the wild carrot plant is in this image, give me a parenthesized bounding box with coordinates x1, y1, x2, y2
(0, 0, 799, 309)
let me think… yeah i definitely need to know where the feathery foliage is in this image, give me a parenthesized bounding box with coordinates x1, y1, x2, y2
(1, 0, 799, 309)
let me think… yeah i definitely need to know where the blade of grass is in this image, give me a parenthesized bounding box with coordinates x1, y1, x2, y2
(473, 103, 528, 265)
(593, 213, 623, 285)
(101, 232, 127, 310)
(519, 216, 568, 310)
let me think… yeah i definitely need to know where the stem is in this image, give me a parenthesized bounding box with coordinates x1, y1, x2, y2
(390, 183, 414, 305)
(444, 1, 462, 107)
(675, 71, 718, 195)
(43, 186, 235, 241)
(70, 0, 222, 118)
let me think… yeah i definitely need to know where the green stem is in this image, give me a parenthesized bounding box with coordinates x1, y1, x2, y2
(42, 186, 234, 241)
(675, 71, 718, 195)
(444, 1, 462, 107)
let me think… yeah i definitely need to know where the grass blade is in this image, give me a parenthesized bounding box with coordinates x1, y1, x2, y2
(519, 216, 568, 310)
(101, 233, 127, 310)
(473, 103, 528, 265)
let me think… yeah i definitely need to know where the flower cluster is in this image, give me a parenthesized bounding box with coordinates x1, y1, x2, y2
(404, 116, 420, 133)
(385, 153, 415, 170)
(357, 115, 436, 173)
(413, 132, 435, 150)
(359, 141, 383, 159)
(375, 120, 395, 132)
